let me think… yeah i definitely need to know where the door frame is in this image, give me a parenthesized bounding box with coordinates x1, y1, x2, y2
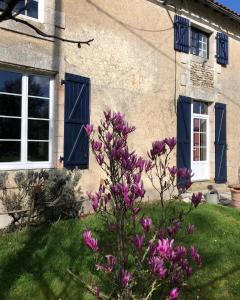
(191, 101, 210, 182)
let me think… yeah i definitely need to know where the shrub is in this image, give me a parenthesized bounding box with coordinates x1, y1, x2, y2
(0, 169, 83, 227)
(81, 111, 203, 300)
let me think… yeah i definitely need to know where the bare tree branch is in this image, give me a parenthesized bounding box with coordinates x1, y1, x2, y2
(0, 0, 94, 48)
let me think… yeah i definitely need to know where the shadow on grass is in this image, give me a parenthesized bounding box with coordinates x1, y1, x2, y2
(0, 221, 96, 300)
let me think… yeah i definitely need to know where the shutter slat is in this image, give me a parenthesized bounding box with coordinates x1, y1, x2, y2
(216, 32, 228, 65)
(215, 103, 227, 183)
(64, 73, 90, 170)
(174, 15, 190, 53)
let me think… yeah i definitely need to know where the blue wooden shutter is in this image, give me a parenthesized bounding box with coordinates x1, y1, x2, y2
(215, 103, 227, 183)
(174, 15, 190, 53)
(177, 96, 191, 170)
(216, 33, 228, 65)
(64, 73, 90, 169)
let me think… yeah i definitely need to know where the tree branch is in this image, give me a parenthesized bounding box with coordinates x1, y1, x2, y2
(0, 0, 94, 48)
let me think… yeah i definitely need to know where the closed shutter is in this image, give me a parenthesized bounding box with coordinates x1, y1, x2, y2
(64, 73, 90, 169)
(216, 32, 229, 65)
(177, 96, 192, 170)
(215, 103, 227, 183)
(174, 15, 190, 53)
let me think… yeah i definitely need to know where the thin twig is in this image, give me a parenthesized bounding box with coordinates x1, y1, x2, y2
(67, 269, 110, 299)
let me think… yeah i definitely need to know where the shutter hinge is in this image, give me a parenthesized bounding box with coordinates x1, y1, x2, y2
(59, 156, 64, 163)
(61, 79, 66, 85)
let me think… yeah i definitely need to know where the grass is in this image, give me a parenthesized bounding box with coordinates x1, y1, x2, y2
(0, 203, 240, 299)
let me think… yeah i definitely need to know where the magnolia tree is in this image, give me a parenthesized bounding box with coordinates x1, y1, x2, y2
(82, 111, 202, 300)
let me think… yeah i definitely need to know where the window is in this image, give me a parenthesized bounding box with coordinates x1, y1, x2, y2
(191, 28, 209, 59)
(0, 0, 41, 20)
(0, 69, 53, 169)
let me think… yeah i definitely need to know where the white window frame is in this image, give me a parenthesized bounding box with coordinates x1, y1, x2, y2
(18, 0, 44, 23)
(0, 70, 54, 170)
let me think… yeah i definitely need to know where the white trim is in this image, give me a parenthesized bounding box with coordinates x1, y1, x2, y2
(191, 102, 210, 182)
(0, 70, 54, 170)
(17, 0, 44, 23)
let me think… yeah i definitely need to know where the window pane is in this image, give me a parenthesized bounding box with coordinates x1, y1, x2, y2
(0, 117, 21, 139)
(194, 118, 200, 131)
(200, 133, 207, 147)
(0, 141, 21, 162)
(27, 0, 38, 19)
(200, 119, 207, 132)
(13, 0, 25, 14)
(28, 98, 49, 119)
(200, 102, 208, 114)
(0, 94, 21, 117)
(28, 120, 49, 140)
(28, 142, 48, 161)
(193, 102, 201, 114)
(29, 75, 50, 98)
(193, 147, 200, 161)
(194, 132, 199, 146)
(0, 70, 22, 94)
(200, 147, 207, 161)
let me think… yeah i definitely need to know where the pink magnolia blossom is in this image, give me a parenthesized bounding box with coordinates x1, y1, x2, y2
(105, 255, 116, 273)
(83, 230, 99, 252)
(148, 256, 167, 278)
(131, 234, 145, 250)
(187, 223, 195, 235)
(91, 140, 102, 152)
(121, 270, 132, 287)
(191, 192, 203, 208)
(156, 238, 174, 259)
(190, 245, 202, 266)
(169, 287, 180, 299)
(168, 166, 178, 177)
(84, 124, 93, 136)
(140, 217, 152, 232)
(164, 137, 177, 151)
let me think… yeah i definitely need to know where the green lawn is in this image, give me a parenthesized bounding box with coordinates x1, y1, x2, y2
(0, 203, 240, 300)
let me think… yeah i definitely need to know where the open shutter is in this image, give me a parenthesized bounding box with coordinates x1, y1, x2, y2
(174, 15, 190, 53)
(64, 73, 90, 169)
(177, 96, 191, 170)
(215, 103, 227, 183)
(216, 33, 229, 65)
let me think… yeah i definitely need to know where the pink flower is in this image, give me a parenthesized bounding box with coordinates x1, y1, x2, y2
(187, 223, 195, 235)
(168, 166, 178, 177)
(169, 287, 180, 299)
(140, 217, 152, 232)
(84, 124, 93, 136)
(132, 207, 141, 215)
(148, 256, 167, 278)
(156, 238, 174, 259)
(190, 245, 202, 266)
(96, 154, 104, 165)
(105, 255, 116, 272)
(91, 140, 102, 152)
(83, 230, 99, 252)
(87, 192, 99, 212)
(144, 160, 153, 172)
(165, 137, 177, 151)
(121, 270, 131, 287)
(149, 140, 166, 160)
(131, 234, 145, 250)
(191, 192, 202, 208)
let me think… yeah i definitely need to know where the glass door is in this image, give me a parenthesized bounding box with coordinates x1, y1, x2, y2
(191, 101, 209, 181)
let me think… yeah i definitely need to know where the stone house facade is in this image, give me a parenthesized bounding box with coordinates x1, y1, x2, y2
(0, 0, 240, 198)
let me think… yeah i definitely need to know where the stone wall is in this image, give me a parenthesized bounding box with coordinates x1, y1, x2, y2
(190, 61, 214, 89)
